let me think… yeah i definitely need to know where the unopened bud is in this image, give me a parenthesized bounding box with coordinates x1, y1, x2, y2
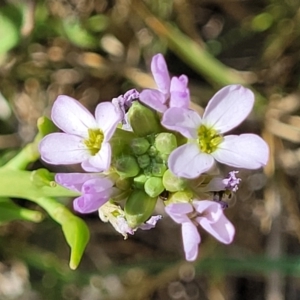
(144, 177, 165, 197)
(133, 174, 147, 189)
(151, 163, 167, 177)
(148, 145, 157, 157)
(163, 169, 187, 192)
(127, 102, 161, 137)
(115, 155, 140, 178)
(131, 137, 150, 155)
(155, 133, 177, 154)
(137, 154, 151, 168)
(125, 189, 157, 228)
(115, 177, 132, 191)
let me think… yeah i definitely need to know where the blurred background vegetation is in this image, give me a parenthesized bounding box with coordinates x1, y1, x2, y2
(1, 0, 300, 299)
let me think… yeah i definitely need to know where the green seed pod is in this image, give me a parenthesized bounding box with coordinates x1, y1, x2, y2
(155, 133, 177, 154)
(137, 154, 151, 169)
(131, 137, 150, 155)
(125, 189, 157, 228)
(144, 177, 165, 198)
(115, 155, 140, 178)
(127, 102, 161, 137)
(163, 169, 187, 192)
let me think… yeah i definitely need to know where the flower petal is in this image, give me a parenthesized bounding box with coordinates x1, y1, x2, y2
(212, 134, 269, 169)
(39, 133, 89, 164)
(51, 95, 97, 138)
(193, 200, 223, 221)
(82, 142, 111, 172)
(82, 177, 114, 194)
(197, 211, 235, 244)
(203, 85, 254, 133)
(165, 203, 193, 224)
(151, 53, 170, 96)
(161, 108, 201, 138)
(73, 194, 109, 213)
(139, 215, 162, 230)
(169, 75, 190, 109)
(139, 89, 168, 113)
(55, 173, 99, 192)
(168, 144, 215, 178)
(95, 102, 121, 141)
(182, 222, 200, 261)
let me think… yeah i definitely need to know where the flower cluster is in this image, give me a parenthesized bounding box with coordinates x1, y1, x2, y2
(39, 53, 269, 261)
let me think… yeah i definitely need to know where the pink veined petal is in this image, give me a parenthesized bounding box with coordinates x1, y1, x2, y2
(151, 53, 170, 96)
(55, 173, 99, 192)
(165, 203, 193, 224)
(192, 200, 223, 222)
(181, 222, 200, 261)
(161, 108, 201, 138)
(51, 95, 97, 138)
(82, 177, 114, 194)
(212, 134, 269, 169)
(73, 194, 110, 213)
(139, 215, 162, 230)
(169, 76, 190, 109)
(168, 144, 215, 178)
(139, 89, 168, 113)
(95, 102, 121, 141)
(197, 212, 235, 244)
(82, 142, 111, 172)
(202, 85, 254, 133)
(39, 133, 89, 165)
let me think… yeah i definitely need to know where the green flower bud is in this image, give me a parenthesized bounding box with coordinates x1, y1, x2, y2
(127, 102, 161, 137)
(144, 177, 165, 198)
(110, 128, 136, 158)
(115, 155, 140, 178)
(155, 133, 177, 154)
(163, 169, 187, 192)
(133, 174, 147, 189)
(115, 177, 132, 191)
(125, 189, 157, 228)
(165, 190, 193, 206)
(148, 145, 157, 157)
(143, 166, 152, 176)
(151, 163, 167, 177)
(155, 153, 169, 164)
(131, 137, 150, 155)
(137, 154, 151, 168)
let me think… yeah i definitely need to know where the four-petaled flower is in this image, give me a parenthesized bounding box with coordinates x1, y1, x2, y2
(139, 53, 190, 113)
(55, 173, 119, 213)
(165, 200, 235, 261)
(39, 95, 121, 172)
(162, 85, 269, 178)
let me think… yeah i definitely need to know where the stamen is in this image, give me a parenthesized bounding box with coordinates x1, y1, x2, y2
(197, 125, 223, 153)
(84, 128, 104, 155)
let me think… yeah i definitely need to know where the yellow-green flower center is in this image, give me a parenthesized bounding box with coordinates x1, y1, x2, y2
(197, 125, 223, 154)
(84, 128, 104, 155)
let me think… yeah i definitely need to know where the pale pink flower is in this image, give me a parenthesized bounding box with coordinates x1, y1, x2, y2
(39, 95, 121, 172)
(55, 173, 119, 213)
(162, 85, 269, 178)
(165, 200, 235, 261)
(139, 53, 190, 113)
